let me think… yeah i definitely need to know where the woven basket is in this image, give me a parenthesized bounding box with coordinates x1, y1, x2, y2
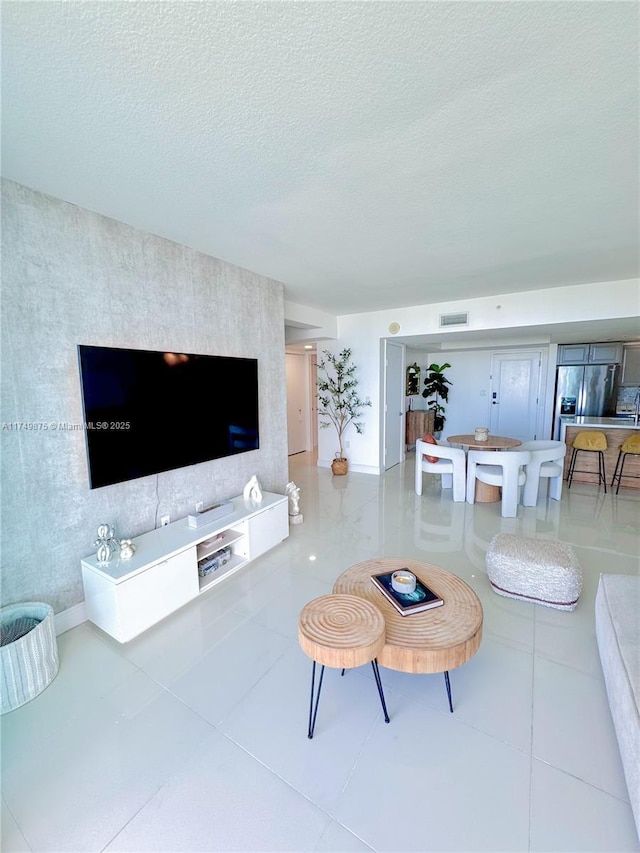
(1, 602, 59, 714)
(331, 456, 349, 475)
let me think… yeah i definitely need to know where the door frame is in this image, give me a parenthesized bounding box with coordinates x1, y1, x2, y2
(310, 353, 318, 450)
(285, 352, 309, 454)
(381, 339, 405, 471)
(285, 350, 318, 454)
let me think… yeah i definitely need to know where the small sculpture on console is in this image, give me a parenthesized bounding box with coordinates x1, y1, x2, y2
(285, 481, 303, 524)
(95, 523, 119, 564)
(119, 538, 136, 560)
(243, 474, 263, 503)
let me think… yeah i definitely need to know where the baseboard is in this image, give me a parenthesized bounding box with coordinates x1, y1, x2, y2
(347, 463, 380, 475)
(317, 458, 380, 476)
(54, 601, 87, 636)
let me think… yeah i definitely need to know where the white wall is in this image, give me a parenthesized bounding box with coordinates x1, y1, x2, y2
(284, 301, 337, 343)
(404, 349, 491, 447)
(368, 280, 639, 340)
(417, 348, 554, 440)
(316, 337, 380, 473)
(421, 352, 493, 437)
(326, 280, 638, 473)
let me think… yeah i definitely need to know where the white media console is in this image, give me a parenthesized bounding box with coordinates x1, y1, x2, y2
(81, 491, 289, 642)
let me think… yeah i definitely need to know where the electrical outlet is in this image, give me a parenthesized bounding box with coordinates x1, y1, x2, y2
(345, 440, 350, 449)
(160, 515, 170, 527)
(195, 501, 204, 512)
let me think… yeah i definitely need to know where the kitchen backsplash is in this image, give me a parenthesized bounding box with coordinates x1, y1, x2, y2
(616, 385, 640, 414)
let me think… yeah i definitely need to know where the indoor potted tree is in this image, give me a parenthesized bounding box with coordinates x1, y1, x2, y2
(422, 362, 452, 436)
(317, 347, 372, 474)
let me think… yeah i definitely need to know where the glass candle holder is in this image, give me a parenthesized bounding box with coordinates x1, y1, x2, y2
(391, 570, 417, 594)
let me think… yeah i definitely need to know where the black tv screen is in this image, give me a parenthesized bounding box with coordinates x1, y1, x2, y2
(78, 345, 259, 489)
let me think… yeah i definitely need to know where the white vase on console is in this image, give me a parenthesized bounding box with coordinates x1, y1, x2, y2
(243, 475, 263, 503)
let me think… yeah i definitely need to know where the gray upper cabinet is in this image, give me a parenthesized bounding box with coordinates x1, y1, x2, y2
(621, 344, 640, 385)
(557, 344, 590, 364)
(590, 342, 623, 363)
(557, 342, 623, 365)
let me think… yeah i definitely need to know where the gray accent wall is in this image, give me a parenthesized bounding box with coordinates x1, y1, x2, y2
(1, 179, 288, 614)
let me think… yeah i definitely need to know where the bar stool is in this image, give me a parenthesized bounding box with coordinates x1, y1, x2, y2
(298, 594, 390, 739)
(611, 434, 640, 494)
(567, 430, 608, 491)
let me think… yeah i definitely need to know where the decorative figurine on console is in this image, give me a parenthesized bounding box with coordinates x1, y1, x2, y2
(95, 523, 119, 564)
(119, 538, 136, 560)
(243, 474, 263, 503)
(285, 481, 303, 524)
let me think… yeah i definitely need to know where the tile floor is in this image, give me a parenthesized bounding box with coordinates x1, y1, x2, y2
(2, 451, 639, 852)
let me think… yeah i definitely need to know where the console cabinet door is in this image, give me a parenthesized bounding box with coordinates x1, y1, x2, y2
(117, 547, 198, 642)
(248, 501, 289, 560)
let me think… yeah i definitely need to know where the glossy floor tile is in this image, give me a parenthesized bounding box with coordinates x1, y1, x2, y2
(1, 451, 639, 852)
(104, 728, 331, 852)
(333, 699, 532, 852)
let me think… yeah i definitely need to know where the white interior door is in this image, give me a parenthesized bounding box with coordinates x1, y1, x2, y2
(285, 353, 307, 455)
(489, 351, 541, 440)
(384, 342, 404, 469)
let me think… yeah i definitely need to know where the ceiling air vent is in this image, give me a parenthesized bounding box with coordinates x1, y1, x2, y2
(439, 311, 469, 328)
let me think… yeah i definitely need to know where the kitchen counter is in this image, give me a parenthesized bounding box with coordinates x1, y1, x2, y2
(567, 417, 640, 429)
(562, 420, 640, 489)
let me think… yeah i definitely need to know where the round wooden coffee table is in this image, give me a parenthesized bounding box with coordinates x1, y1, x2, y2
(333, 558, 483, 712)
(447, 434, 522, 502)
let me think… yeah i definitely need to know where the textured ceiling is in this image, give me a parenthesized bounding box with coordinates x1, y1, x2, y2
(2, 1, 638, 316)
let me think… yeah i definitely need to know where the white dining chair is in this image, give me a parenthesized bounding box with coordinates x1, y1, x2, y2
(466, 450, 532, 518)
(514, 440, 567, 506)
(415, 439, 467, 502)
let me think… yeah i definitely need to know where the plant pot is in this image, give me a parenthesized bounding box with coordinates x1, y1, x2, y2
(331, 457, 348, 475)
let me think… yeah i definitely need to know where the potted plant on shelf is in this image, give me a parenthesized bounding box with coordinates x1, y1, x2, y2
(317, 347, 372, 475)
(422, 362, 452, 436)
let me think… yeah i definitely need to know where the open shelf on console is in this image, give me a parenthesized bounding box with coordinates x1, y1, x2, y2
(198, 553, 248, 593)
(196, 528, 245, 562)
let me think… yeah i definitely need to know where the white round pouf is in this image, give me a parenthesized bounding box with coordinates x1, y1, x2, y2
(485, 533, 582, 611)
(1, 602, 59, 713)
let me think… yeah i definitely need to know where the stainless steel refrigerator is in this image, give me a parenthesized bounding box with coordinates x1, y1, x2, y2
(553, 363, 619, 439)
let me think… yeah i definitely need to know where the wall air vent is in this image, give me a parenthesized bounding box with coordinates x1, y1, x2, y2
(439, 312, 469, 328)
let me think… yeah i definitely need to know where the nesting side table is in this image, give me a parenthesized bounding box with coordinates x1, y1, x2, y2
(298, 594, 390, 738)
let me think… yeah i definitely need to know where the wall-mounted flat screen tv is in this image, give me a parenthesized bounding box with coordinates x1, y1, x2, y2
(78, 345, 259, 489)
